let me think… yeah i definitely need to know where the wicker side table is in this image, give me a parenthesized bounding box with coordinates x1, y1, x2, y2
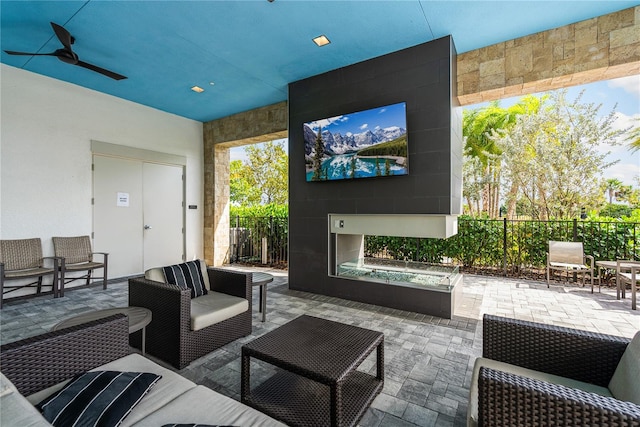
(241, 315, 384, 427)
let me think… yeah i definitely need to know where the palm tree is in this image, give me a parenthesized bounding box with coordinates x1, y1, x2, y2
(463, 98, 539, 217)
(605, 178, 624, 204)
(626, 118, 640, 152)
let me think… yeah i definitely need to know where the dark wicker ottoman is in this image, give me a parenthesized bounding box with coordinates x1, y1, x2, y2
(241, 315, 384, 427)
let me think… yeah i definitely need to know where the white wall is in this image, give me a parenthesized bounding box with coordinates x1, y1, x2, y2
(1, 64, 204, 279)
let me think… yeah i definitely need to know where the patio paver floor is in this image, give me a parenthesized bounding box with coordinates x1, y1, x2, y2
(1, 269, 638, 426)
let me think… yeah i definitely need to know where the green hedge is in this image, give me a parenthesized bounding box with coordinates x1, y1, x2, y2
(364, 215, 639, 271)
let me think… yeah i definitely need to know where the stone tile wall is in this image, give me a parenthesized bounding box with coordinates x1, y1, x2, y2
(457, 6, 640, 105)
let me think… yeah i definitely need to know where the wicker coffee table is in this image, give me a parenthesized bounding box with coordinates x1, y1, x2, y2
(241, 315, 384, 427)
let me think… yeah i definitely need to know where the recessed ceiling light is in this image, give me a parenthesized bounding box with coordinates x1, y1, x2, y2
(191, 85, 204, 93)
(313, 35, 331, 47)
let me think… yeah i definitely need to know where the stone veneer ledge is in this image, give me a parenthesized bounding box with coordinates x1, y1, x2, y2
(457, 6, 640, 105)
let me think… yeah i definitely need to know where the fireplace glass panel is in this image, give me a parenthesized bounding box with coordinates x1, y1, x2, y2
(337, 257, 459, 292)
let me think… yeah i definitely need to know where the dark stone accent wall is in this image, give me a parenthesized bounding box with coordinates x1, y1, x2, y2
(288, 36, 462, 308)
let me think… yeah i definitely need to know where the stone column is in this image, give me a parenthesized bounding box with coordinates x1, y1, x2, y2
(202, 102, 287, 266)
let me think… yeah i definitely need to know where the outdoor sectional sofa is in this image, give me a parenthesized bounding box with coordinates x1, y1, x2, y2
(0, 314, 285, 426)
(129, 261, 253, 369)
(468, 314, 640, 426)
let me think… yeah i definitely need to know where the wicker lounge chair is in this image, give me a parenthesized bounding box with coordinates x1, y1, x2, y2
(0, 238, 60, 308)
(129, 265, 252, 369)
(468, 314, 640, 426)
(52, 235, 108, 296)
(546, 240, 594, 288)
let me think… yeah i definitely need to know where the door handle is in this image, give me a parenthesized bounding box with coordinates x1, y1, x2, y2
(144, 225, 152, 230)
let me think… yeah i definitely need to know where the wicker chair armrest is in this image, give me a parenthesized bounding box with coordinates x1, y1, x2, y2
(129, 277, 190, 326)
(478, 367, 640, 426)
(483, 314, 629, 386)
(0, 314, 130, 396)
(207, 267, 252, 302)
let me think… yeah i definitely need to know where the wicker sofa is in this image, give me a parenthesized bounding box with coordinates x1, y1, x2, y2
(129, 261, 253, 369)
(0, 315, 284, 426)
(468, 314, 640, 426)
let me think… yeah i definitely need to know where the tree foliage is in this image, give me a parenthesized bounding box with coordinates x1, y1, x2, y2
(462, 100, 525, 217)
(495, 90, 623, 219)
(627, 117, 640, 152)
(464, 90, 628, 219)
(230, 140, 288, 206)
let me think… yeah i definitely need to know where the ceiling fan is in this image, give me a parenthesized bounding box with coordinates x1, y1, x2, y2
(4, 22, 127, 81)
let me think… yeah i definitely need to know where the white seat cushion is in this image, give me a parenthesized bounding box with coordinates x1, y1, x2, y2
(130, 385, 286, 427)
(26, 354, 197, 427)
(609, 331, 640, 405)
(190, 291, 248, 331)
(1, 373, 51, 427)
(467, 356, 612, 427)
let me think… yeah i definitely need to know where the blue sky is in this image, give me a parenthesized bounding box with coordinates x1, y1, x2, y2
(231, 74, 639, 186)
(304, 102, 407, 136)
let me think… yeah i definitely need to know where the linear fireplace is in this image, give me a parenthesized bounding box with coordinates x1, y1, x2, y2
(328, 214, 462, 319)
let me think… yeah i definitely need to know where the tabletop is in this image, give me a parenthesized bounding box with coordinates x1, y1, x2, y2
(242, 315, 383, 383)
(595, 260, 640, 270)
(251, 272, 274, 286)
(52, 306, 152, 333)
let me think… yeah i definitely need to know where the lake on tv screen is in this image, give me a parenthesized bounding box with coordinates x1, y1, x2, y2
(304, 102, 408, 182)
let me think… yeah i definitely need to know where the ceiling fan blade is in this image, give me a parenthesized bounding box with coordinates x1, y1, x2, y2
(76, 60, 127, 80)
(4, 50, 57, 56)
(50, 22, 74, 51)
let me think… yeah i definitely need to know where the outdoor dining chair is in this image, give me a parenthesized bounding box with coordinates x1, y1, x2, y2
(0, 238, 60, 308)
(546, 240, 594, 288)
(52, 235, 108, 297)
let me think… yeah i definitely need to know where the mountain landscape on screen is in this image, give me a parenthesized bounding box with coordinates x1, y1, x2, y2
(304, 102, 409, 181)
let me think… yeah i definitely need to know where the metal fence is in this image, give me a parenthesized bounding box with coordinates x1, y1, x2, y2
(365, 218, 639, 278)
(229, 216, 288, 267)
(229, 216, 639, 278)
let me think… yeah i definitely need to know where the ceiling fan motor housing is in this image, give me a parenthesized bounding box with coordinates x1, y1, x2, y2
(55, 49, 79, 64)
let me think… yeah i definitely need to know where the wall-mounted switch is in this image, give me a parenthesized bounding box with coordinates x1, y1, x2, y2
(339, 220, 344, 228)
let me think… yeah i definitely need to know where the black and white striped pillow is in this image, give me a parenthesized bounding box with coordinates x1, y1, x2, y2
(163, 260, 208, 298)
(162, 425, 235, 427)
(37, 371, 161, 427)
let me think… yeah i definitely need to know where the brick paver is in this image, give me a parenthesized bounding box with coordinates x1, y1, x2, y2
(1, 269, 638, 426)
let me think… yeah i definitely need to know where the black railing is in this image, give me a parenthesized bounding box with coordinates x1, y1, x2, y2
(229, 216, 288, 268)
(229, 216, 639, 278)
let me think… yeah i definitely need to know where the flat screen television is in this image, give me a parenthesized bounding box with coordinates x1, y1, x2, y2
(304, 102, 408, 182)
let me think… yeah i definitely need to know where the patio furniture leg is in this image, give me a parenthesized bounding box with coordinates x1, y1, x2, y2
(632, 268, 637, 311)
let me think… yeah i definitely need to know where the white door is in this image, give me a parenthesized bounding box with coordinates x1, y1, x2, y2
(93, 156, 184, 278)
(93, 156, 144, 278)
(142, 162, 184, 269)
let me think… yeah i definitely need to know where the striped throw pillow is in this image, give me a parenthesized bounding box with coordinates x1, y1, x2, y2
(37, 371, 161, 427)
(163, 425, 235, 427)
(163, 260, 208, 298)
